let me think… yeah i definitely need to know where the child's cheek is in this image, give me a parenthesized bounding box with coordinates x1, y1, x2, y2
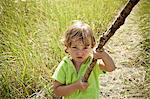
(84, 49, 90, 55)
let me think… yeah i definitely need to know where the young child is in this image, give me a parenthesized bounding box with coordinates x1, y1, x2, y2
(52, 21, 116, 99)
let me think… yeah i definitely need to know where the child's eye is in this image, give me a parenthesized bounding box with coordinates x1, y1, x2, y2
(84, 45, 90, 49)
(84, 46, 88, 49)
(71, 47, 77, 49)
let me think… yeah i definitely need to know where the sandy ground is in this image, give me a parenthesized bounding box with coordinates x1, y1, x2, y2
(99, 7, 150, 99)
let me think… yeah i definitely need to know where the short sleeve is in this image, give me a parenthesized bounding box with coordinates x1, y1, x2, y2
(52, 61, 66, 84)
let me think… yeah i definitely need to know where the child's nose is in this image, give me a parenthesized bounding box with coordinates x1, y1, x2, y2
(76, 50, 84, 55)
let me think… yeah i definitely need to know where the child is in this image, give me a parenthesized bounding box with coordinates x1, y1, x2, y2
(52, 21, 116, 99)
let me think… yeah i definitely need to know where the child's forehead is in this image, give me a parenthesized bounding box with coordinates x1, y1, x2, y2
(71, 39, 90, 46)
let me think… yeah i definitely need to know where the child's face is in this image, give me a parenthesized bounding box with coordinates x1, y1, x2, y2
(67, 40, 92, 63)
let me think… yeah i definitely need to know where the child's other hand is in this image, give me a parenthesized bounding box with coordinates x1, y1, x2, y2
(75, 80, 88, 91)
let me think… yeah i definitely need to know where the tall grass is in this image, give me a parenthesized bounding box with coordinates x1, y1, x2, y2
(123, 0, 150, 98)
(0, 0, 126, 98)
(138, 0, 150, 70)
(137, 0, 150, 88)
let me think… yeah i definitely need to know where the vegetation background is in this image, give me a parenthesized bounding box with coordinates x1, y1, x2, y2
(0, 0, 149, 98)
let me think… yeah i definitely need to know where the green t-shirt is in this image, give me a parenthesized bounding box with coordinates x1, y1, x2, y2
(52, 56, 103, 99)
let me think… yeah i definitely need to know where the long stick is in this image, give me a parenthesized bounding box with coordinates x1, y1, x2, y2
(82, 0, 140, 82)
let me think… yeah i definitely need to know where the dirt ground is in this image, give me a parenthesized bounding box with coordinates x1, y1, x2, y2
(100, 7, 150, 99)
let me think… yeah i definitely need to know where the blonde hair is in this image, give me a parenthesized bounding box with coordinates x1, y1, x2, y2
(63, 20, 96, 52)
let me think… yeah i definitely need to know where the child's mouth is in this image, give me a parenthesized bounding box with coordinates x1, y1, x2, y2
(77, 57, 82, 59)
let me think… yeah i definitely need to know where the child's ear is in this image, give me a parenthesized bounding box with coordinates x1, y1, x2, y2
(64, 46, 68, 53)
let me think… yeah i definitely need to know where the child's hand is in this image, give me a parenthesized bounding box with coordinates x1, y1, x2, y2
(93, 49, 116, 72)
(75, 80, 88, 91)
(93, 50, 104, 59)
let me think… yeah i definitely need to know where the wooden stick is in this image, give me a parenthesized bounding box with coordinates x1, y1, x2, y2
(82, 0, 140, 82)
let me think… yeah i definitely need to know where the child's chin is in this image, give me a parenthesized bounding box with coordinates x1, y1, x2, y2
(76, 58, 85, 63)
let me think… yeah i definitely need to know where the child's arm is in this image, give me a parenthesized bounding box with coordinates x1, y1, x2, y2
(94, 50, 116, 72)
(53, 80, 88, 96)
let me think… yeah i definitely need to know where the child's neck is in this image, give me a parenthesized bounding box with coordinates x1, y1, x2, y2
(72, 60, 82, 72)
